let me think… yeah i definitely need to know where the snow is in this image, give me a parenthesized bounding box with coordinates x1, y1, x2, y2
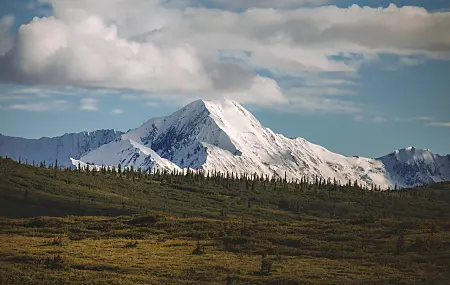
(378, 147, 450, 187)
(0, 130, 123, 167)
(78, 138, 180, 172)
(2, 99, 449, 189)
(74, 99, 396, 188)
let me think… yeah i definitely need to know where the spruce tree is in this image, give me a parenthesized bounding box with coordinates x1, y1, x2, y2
(396, 235, 405, 254)
(259, 254, 272, 275)
(24, 189, 28, 202)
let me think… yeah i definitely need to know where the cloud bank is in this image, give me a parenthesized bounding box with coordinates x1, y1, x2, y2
(0, 1, 449, 112)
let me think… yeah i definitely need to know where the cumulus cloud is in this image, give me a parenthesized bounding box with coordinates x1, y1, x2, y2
(0, 14, 210, 92)
(80, 98, 99, 111)
(0, 1, 449, 112)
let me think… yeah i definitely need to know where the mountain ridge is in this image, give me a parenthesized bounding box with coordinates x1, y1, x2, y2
(1, 99, 449, 189)
(0, 129, 123, 167)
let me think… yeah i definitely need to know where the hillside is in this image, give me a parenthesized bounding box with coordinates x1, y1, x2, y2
(1, 157, 450, 220)
(1, 158, 450, 284)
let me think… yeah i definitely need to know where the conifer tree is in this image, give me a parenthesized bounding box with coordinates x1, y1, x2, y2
(24, 188, 28, 202)
(396, 235, 405, 254)
(259, 254, 272, 276)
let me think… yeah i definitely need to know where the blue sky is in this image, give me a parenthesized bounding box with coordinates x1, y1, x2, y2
(0, 0, 449, 158)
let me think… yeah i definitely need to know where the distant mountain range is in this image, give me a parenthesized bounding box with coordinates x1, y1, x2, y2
(1, 99, 449, 189)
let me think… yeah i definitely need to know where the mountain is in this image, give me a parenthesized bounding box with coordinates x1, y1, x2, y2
(73, 99, 448, 189)
(378, 146, 450, 187)
(1, 99, 449, 189)
(72, 137, 180, 171)
(0, 130, 123, 167)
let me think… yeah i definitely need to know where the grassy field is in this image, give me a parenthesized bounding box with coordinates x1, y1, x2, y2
(1, 157, 450, 284)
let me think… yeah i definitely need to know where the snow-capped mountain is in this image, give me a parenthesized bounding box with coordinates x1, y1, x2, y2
(378, 147, 450, 187)
(74, 137, 180, 171)
(74, 99, 450, 189)
(1, 99, 449, 189)
(0, 130, 123, 167)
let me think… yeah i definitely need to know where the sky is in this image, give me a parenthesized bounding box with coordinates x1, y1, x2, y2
(0, 0, 449, 158)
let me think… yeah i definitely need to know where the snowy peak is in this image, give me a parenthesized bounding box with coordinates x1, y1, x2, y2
(1, 99, 449, 189)
(74, 100, 450, 189)
(378, 147, 450, 187)
(123, 99, 245, 168)
(384, 146, 440, 165)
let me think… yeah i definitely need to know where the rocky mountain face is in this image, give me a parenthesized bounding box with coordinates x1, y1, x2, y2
(1, 99, 449, 189)
(378, 147, 450, 187)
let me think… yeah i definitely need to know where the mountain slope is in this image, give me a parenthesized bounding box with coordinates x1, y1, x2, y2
(79, 99, 393, 188)
(75, 138, 180, 171)
(2, 99, 449, 189)
(0, 130, 123, 167)
(378, 146, 450, 187)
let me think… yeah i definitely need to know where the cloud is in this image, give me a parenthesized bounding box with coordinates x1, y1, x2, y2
(414, 116, 434, 121)
(80, 98, 99, 111)
(0, 86, 79, 102)
(26, 1, 36, 10)
(111, 108, 123, 114)
(373, 116, 386, 124)
(6, 100, 68, 112)
(427, 122, 450, 127)
(204, 0, 330, 10)
(0, 1, 450, 113)
(394, 116, 435, 123)
(0, 14, 15, 55)
(353, 115, 363, 122)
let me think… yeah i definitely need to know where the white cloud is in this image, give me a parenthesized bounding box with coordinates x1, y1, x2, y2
(354, 115, 363, 122)
(427, 122, 450, 127)
(373, 116, 386, 124)
(111, 108, 123, 114)
(26, 1, 36, 10)
(0, 86, 79, 102)
(7, 100, 68, 112)
(80, 98, 99, 111)
(205, 0, 330, 10)
(0, 14, 15, 55)
(414, 116, 434, 121)
(394, 116, 435, 123)
(0, 1, 449, 113)
(145, 101, 164, 107)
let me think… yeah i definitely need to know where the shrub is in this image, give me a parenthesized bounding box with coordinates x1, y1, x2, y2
(192, 240, 205, 255)
(44, 255, 69, 270)
(123, 240, 139, 248)
(396, 235, 405, 254)
(48, 236, 67, 246)
(259, 254, 273, 276)
(408, 237, 428, 252)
